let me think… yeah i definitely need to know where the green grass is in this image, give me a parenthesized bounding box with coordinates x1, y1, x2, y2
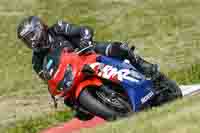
(169, 64, 200, 84)
(3, 109, 74, 133)
(1, 0, 200, 132)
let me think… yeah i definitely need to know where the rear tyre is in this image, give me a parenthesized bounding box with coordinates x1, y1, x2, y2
(78, 88, 132, 121)
(153, 72, 182, 105)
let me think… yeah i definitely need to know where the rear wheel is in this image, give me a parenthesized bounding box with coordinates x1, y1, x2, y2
(152, 72, 182, 106)
(78, 87, 132, 121)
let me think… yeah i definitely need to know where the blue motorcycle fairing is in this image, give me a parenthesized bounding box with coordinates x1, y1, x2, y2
(97, 56, 155, 112)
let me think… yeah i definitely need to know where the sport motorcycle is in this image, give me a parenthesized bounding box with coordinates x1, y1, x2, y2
(45, 45, 182, 121)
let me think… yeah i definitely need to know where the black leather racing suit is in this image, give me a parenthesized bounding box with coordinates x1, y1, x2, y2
(32, 20, 158, 80)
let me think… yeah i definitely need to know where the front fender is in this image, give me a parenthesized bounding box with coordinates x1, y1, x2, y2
(75, 78, 103, 99)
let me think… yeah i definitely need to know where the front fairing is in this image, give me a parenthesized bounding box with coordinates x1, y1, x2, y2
(47, 50, 98, 97)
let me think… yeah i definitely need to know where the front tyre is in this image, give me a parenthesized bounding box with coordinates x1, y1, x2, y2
(78, 88, 132, 121)
(75, 110, 94, 121)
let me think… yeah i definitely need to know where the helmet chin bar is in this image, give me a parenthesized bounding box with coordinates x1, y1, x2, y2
(33, 47, 48, 52)
(31, 37, 50, 52)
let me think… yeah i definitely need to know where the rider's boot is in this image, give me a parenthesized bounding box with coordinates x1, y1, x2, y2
(119, 43, 161, 80)
(95, 41, 161, 80)
(128, 51, 160, 79)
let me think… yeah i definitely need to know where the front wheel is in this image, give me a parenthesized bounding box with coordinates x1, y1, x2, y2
(78, 88, 132, 121)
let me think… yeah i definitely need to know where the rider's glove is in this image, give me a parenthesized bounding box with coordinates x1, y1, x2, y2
(79, 38, 92, 49)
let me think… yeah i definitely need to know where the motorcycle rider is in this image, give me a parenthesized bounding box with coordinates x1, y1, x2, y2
(17, 16, 160, 81)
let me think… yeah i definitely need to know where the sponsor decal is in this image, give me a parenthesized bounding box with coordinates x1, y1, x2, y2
(90, 62, 142, 82)
(141, 91, 154, 104)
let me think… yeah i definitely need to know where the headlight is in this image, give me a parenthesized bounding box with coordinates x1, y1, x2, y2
(58, 64, 74, 93)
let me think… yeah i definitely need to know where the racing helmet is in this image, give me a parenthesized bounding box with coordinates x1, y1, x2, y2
(17, 16, 49, 51)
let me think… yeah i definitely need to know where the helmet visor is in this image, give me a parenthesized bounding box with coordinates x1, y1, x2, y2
(22, 26, 42, 49)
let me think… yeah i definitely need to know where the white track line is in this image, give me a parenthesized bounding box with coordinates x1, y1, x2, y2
(180, 84, 200, 96)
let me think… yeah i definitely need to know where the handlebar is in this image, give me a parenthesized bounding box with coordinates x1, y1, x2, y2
(76, 45, 94, 55)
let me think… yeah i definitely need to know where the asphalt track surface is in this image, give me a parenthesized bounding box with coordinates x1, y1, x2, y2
(40, 84, 200, 133)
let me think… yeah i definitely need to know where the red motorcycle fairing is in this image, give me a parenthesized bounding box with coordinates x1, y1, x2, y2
(74, 78, 103, 99)
(47, 48, 102, 99)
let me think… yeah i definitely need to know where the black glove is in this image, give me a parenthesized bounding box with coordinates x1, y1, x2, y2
(79, 38, 92, 49)
(118, 42, 137, 64)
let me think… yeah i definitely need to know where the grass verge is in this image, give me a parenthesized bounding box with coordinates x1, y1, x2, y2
(169, 64, 200, 84)
(2, 109, 74, 133)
